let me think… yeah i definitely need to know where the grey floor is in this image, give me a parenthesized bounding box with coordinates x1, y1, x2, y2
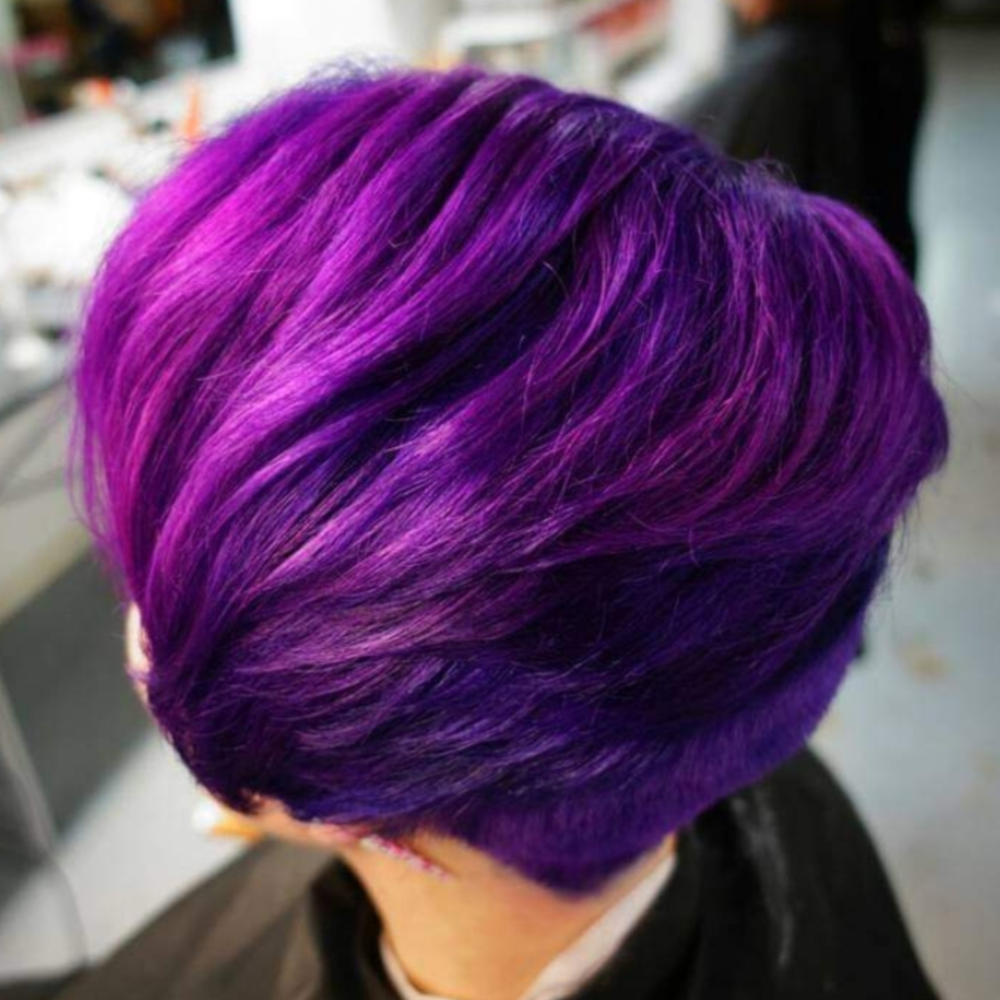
(1, 25, 999, 1000)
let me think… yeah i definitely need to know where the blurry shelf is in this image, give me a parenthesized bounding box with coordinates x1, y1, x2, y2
(617, 48, 704, 115)
(440, 0, 672, 98)
(441, 0, 640, 50)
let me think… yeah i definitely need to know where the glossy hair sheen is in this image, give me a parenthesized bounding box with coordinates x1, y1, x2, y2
(74, 67, 947, 894)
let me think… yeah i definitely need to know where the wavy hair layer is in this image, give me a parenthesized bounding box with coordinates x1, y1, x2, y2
(73, 68, 947, 893)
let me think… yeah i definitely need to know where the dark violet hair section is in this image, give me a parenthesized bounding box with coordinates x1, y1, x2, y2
(72, 66, 947, 894)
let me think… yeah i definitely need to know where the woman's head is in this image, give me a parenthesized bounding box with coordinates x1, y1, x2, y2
(74, 67, 946, 895)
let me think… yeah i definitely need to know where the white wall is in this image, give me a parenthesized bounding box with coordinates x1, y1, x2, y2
(229, 0, 450, 89)
(669, 0, 729, 78)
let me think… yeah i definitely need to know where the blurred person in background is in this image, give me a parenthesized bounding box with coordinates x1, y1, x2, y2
(845, 0, 931, 276)
(680, 0, 930, 276)
(69, 0, 140, 80)
(3, 67, 946, 1000)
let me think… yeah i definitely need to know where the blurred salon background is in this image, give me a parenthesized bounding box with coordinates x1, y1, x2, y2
(0, 1, 997, 996)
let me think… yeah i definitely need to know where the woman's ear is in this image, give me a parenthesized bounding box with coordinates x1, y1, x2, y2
(122, 605, 359, 849)
(124, 602, 150, 675)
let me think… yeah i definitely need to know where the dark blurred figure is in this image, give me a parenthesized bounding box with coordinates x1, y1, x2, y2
(846, 0, 931, 276)
(69, 0, 139, 80)
(679, 0, 930, 276)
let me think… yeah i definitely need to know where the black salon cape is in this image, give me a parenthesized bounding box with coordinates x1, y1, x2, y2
(4, 752, 938, 1000)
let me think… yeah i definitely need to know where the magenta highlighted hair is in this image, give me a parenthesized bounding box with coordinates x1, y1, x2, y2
(73, 67, 947, 893)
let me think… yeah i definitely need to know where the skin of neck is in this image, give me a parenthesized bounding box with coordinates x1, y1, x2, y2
(124, 606, 676, 1000)
(338, 830, 677, 1000)
(194, 788, 677, 1000)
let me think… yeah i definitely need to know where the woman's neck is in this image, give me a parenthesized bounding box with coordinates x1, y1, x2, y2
(342, 833, 676, 1000)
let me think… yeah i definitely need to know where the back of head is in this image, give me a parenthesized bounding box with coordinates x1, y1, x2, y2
(74, 67, 947, 894)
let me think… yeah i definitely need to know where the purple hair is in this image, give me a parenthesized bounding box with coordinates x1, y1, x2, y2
(73, 67, 947, 893)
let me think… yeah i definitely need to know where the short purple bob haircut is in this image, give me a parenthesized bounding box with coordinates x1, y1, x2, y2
(74, 67, 947, 894)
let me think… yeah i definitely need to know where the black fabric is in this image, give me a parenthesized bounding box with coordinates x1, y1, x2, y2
(678, 8, 927, 276)
(678, 19, 865, 206)
(843, 0, 928, 276)
(0, 978, 82, 1000)
(2, 751, 939, 1000)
